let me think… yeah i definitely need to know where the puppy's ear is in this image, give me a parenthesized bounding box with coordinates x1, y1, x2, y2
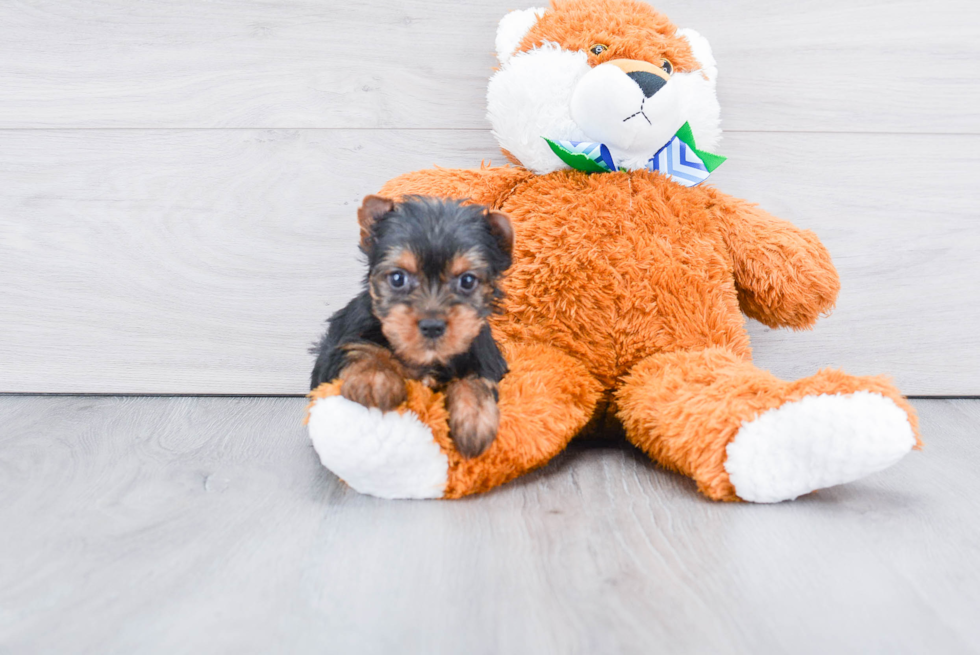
(357, 195, 395, 252)
(485, 210, 514, 259)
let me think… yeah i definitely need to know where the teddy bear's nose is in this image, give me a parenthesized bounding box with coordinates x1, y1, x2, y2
(626, 71, 666, 98)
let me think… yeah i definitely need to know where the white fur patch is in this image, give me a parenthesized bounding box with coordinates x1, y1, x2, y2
(487, 44, 592, 174)
(495, 7, 546, 65)
(675, 28, 722, 152)
(725, 392, 916, 503)
(308, 396, 448, 499)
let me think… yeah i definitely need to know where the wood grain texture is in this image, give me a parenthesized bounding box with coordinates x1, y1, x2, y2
(0, 0, 976, 132)
(0, 396, 978, 654)
(1, 129, 977, 394)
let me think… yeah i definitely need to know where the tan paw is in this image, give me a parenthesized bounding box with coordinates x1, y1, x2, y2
(445, 377, 500, 458)
(339, 344, 407, 411)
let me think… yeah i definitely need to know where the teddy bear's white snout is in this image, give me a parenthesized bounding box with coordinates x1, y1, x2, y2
(569, 62, 685, 164)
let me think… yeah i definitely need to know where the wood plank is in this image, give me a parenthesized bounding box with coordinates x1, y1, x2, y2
(0, 396, 978, 653)
(1, 129, 977, 394)
(0, 0, 976, 133)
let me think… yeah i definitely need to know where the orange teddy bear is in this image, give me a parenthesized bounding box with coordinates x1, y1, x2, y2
(307, 0, 920, 502)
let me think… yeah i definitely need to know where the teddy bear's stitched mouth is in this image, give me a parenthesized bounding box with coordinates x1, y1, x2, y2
(622, 98, 652, 126)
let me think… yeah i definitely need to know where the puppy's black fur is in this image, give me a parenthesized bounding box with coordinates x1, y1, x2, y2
(310, 292, 506, 389)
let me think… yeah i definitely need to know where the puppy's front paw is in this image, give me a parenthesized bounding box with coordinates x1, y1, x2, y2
(446, 377, 499, 458)
(341, 368, 407, 411)
(339, 344, 407, 411)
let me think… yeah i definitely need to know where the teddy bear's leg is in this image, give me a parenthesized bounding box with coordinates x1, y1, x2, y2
(307, 341, 602, 499)
(615, 347, 921, 502)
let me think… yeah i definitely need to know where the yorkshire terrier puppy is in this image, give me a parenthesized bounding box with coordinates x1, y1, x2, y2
(311, 195, 513, 458)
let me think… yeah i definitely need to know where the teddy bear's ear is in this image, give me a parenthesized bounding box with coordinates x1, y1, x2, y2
(676, 28, 717, 82)
(495, 7, 547, 66)
(674, 28, 723, 154)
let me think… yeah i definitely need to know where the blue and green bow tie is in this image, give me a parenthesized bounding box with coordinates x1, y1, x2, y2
(544, 122, 726, 187)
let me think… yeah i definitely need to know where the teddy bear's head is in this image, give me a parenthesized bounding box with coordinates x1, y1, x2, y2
(487, 0, 721, 175)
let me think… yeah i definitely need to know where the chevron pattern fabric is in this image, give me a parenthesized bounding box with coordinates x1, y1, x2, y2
(646, 137, 710, 187)
(544, 122, 725, 184)
(551, 140, 616, 172)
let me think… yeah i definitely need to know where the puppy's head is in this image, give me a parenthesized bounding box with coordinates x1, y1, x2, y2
(357, 195, 513, 367)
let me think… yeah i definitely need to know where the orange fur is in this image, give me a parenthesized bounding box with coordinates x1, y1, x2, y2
(443, 341, 603, 497)
(379, 166, 534, 209)
(706, 189, 841, 330)
(518, 0, 700, 73)
(616, 349, 921, 501)
(312, 0, 920, 500)
(308, 340, 603, 498)
(370, 163, 920, 499)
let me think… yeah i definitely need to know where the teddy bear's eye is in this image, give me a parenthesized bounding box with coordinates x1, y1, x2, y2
(589, 44, 608, 56)
(661, 58, 673, 75)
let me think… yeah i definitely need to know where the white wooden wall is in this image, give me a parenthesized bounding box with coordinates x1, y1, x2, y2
(1, 0, 978, 395)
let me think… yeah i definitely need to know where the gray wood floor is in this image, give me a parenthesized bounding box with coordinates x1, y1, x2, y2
(2, 396, 978, 654)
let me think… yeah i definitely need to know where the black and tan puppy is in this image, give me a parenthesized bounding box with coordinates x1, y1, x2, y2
(311, 195, 513, 458)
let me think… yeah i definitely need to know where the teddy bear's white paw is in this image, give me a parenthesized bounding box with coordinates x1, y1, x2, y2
(724, 391, 916, 503)
(308, 396, 448, 499)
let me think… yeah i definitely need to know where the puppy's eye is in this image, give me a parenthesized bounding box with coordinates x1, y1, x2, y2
(589, 44, 608, 56)
(457, 273, 479, 293)
(388, 270, 408, 289)
(660, 58, 673, 75)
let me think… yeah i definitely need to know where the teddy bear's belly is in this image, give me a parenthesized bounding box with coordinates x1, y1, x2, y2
(493, 172, 750, 387)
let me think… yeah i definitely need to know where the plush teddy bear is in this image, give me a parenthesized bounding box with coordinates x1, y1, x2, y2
(307, 0, 920, 502)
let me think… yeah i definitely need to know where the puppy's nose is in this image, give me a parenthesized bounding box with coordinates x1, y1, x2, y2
(626, 71, 666, 98)
(418, 318, 446, 339)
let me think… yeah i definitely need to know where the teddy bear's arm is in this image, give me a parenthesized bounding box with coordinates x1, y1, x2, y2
(378, 166, 535, 208)
(709, 191, 841, 330)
